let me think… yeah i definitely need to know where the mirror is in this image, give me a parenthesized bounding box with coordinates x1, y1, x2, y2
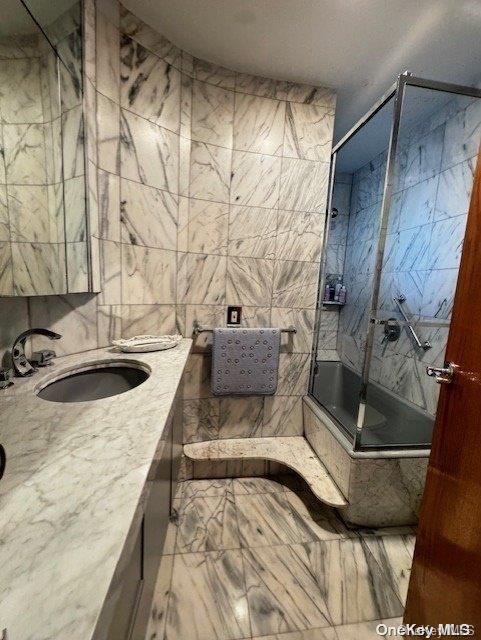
(0, 0, 89, 296)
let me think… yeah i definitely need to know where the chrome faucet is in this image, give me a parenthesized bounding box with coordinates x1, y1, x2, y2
(12, 329, 62, 377)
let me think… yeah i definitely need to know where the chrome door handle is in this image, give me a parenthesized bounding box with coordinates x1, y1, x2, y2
(426, 363, 455, 384)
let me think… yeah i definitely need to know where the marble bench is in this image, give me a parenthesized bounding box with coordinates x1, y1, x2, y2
(184, 436, 348, 508)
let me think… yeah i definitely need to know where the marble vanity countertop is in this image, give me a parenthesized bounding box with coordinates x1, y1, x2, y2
(0, 340, 192, 640)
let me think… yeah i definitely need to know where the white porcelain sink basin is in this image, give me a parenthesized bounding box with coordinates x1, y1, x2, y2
(37, 362, 150, 403)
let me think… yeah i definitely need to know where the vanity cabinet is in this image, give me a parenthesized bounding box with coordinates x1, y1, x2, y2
(105, 391, 182, 640)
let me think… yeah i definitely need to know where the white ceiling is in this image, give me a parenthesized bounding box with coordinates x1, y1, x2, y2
(124, 0, 481, 141)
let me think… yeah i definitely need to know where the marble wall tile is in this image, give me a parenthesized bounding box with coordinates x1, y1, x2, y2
(262, 395, 303, 436)
(120, 178, 177, 250)
(279, 158, 329, 213)
(189, 141, 231, 203)
(226, 256, 273, 306)
(0, 243, 13, 295)
(442, 97, 481, 170)
(96, 3, 120, 101)
(276, 210, 323, 262)
(284, 103, 334, 162)
(285, 82, 336, 109)
(188, 199, 229, 255)
(0, 58, 43, 124)
(435, 158, 475, 220)
(235, 72, 287, 100)
(183, 398, 220, 443)
(403, 124, 444, 190)
(97, 304, 122, 346)
(0, 186, 8, 241)
(230, 151, 281, 208)
(185, 304, 226, 351)
(11, 243, 66, 296)
(98, 169, 120, 241)
(183, 354, 213, 399)
(218, 397, 264, 438)
(98, 239, 121, 304)
(178, 136, 191, 197)
(120, 109, 178, 192)
(180, 74, 192, 138)
(272, 260, 319, 308)
(64, 176, 87, 242)
(121, 303, 177, 337)
(0, 128, 6, 184)
(178, 252, 226, 305)
(191, 80, 234, 147)
(228, 205, 277, 259)
(193, 58, 235, 90)
(277, 353, 310, 395)
(0, 297, 29, 354)
(119, 6, 181, 68)
(121, 244, 176, 304)
(177, 196, 189, 252)
(389, 176, 437, 232)
(270, 307, 315, 353)
(120, 35, 181, 133)
(317, 309, 339, 351)
(233, 93, 285, 156)
(29, 293, 98, 355)
(62, 105, 85, 180)
(3, 123, 47, 184)
(420, 268, 459, 319)
(428, 216, 467, 270)
(8, 185, 50, 242)
(97, 92, 120, 174)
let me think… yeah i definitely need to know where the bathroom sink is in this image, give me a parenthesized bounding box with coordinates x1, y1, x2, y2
(37, 363, 150, 403)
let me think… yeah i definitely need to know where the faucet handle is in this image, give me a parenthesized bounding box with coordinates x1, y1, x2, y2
(0, 368, 13, 390)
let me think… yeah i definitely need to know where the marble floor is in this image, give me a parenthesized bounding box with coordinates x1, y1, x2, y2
(145, 476, 415, 640)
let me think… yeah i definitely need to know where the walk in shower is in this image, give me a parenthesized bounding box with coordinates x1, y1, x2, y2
(309, 72, 481, 454)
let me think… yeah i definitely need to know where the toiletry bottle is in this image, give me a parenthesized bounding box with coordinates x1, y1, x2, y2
(339, 285, 347, 304)
(324, 283, 330, 302)
(329, 283, 336, 301)
(334, 277, 342, 302)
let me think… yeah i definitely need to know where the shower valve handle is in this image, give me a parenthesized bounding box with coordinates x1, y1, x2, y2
(426, 363, 455, 384)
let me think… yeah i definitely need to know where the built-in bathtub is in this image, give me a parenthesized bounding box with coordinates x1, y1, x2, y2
(305, 361, 431, 527)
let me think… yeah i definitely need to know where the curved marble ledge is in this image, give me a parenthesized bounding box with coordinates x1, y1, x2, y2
(184, 436, 348, 508)
(0, 340, 192, 640)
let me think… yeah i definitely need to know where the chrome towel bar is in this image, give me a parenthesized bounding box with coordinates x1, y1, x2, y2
(192, 321, 296, 336)
(392, 294, 431, 350)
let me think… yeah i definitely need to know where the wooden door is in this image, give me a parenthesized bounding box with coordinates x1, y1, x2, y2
(404, 144, 481, 629)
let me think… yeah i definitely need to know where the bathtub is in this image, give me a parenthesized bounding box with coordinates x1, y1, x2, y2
(304, 361, 432, 527)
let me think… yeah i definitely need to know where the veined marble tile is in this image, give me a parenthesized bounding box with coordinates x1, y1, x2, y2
(145, 554, 174, 640)
(277, 353, 310, 396)
(44, 118, 63, 184)
(188, 198, 229, 255)
(317, 310, 339, 351)
(120, 303, 177, 337)
(272, 260, 319, 308)
(442, 97, 481, 171)
(62, 105, 84, 180)
(178, 479, 233, 500)
(285, 492, 351, 543)
(121, 178, 177, 250)
(249, 618, 404, 639)
(29, 293, 98, 355)
(270, 307, 315, 353)
(66, 242, 89, 293)
(183, 354, 214, 399)
(228, 205, 277, 259)
(233, 93, 285, 156)
(179, 136, 191, 197)
(420, 268, 459, 320)
(121, 244, 176, 304)
(120, 6, 181, 68)
(97, 93, 120, 175)
(0, 128, 6, 184)
(57, 33, 83, 112)
(230, 150, 281, 208)
(403, 124, 444, 190)
(120, 35, 181, 134)
(98, 240, 121, 305)
(243, 543, 332, 636)
(262, 395, 303, 436)
(98, 169, 120, 241)
(181, 51, 194, 77)
(304, 538, 404, 626)
(235, 72, 287, 100)
(120, 109, 179, 192)
(183, 398, 220, 443)
(284, 103, 334, 162)
(8, 185, 50, 242)
(238, 306, 271, 329)
(279, 158, 329, 213)
(11, 243, 66, 296)
(428, 216, 467, 270)
(189, 141, 231, 203)
(232, 476, 287, 495)
(193, 58, 236, 90)
(180, 73, 193, 138)
(96, 3, 119, 102)
(165, 550, 250, 640)
(276, 210, 323, 262)
(236, 492, 301, 548)
(64, 176, 87, 242)
(174, 493, 241, 553)
(0, 58, 43, 124)
(389, 176, 437, 232)
(435, 158, 475, 220)
(3, 123, 47, 184)
(184, 304, 226, 351)
(191, 80, 234, 147)
(219, 397, 264, 439)
(382, 225, 431, 273)
(361, 534, 415, 604)
(285, 82, 336, 108)
(0, 242, 13, 295)
(0, 186, 8, 241)
(97, 304, 122, 347)
(226, 256, 273, 306)
(178, 252, 226, 304)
